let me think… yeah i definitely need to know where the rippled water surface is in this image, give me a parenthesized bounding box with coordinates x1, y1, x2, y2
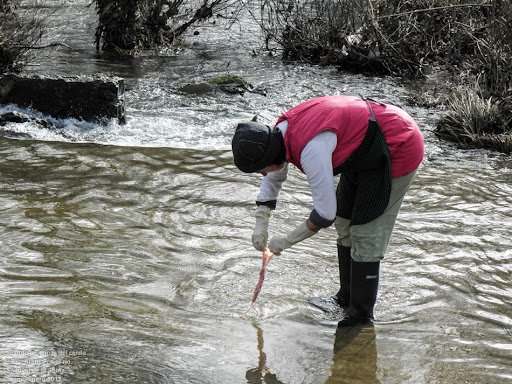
(1, 1, 511, 383)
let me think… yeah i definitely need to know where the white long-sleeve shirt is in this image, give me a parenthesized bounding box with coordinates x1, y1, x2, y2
(256, 120, 338, 227)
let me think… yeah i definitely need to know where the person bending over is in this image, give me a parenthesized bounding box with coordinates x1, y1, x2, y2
(231, 95, 424, 326)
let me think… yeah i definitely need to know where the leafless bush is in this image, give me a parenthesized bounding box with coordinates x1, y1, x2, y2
(462, 0, 512, 99)
(258, 0, 374, 68)
(258, 0, 511, 85)
(0, 0, 43, 73)
(95, 0, 242, 53)
(258, 0, 512, 152)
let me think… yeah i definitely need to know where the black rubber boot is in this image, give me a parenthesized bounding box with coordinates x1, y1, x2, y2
(308, 245, 351, 312)
(334, 245, 351, 307)
(338, 260, 380, 327)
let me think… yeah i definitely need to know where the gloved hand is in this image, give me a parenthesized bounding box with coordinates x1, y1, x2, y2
(268, 220, 317, 255)
(252, 205, 272, 251)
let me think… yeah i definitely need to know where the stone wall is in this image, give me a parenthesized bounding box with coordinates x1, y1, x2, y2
(0, 74, 125, 123)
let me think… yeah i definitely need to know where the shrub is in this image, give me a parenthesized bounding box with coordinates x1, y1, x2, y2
(0, 0, 43, 73)
(95, 0, 235, 53)
(258, 0, 512, 93)
(435, 87, 512, 153)
(259, 0, 512, 152)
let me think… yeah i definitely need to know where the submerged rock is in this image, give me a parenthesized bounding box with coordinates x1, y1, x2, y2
(0, 111, 52, 128)
(178, 74, 267, 96)
(0, 110, 54, 139)
(178, 82, 216, 95)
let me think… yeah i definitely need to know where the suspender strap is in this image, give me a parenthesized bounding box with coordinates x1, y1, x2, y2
(362, 97, 377, 122)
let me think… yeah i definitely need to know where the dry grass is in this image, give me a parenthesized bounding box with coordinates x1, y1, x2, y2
(435, 87, 512, 153)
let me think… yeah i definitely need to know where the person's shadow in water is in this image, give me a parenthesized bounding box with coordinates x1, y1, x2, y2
(245, 322, 285, 384)
(245, 322, 378, 384)
(326, 324, 380, 384)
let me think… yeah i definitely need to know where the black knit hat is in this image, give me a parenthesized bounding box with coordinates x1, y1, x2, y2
(232, 122, 285, 173)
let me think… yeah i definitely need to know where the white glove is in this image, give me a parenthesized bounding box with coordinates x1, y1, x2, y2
(252, 205, 272, 251)
(268, 221, 317, 255)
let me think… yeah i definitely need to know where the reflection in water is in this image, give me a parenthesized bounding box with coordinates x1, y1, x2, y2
(327, 325, 379, 384)
(246, 322, 284, 384)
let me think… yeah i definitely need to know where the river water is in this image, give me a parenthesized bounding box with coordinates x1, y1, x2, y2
(1, 1, 511, 383)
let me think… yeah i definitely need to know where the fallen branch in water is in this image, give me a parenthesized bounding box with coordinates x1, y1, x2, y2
(377, 3, 491, 19)
(12, 42, 74, 50)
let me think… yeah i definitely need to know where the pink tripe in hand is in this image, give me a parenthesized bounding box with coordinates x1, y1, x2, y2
(251, 248, 273, 303)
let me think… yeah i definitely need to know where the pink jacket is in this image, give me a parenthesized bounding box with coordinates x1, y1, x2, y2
(276, 96, 424, 178)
